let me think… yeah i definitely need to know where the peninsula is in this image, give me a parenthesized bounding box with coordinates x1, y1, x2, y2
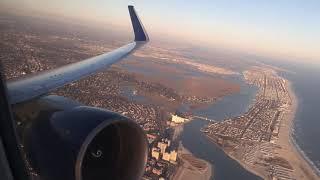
(202, 66, 320, 180)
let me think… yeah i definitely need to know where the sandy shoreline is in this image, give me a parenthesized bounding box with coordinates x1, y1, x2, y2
(172, 142, 213, 180)
(239, 76, 319, 179)
(200, 70, 320, 180)
(233, 79, 318, 179)
(171, 69, 319, 180)
(240, 77, 320, 179)
(281, 81, 320, 179)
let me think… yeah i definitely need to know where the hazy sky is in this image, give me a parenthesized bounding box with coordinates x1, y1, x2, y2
(2, 0, 320, 62)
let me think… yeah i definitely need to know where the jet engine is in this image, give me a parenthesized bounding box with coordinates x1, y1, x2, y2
(15, 95, 148, 180)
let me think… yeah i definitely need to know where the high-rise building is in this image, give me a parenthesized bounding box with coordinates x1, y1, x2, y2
(165, 139, 171, 147)
(161, 150, 177, 163)
(157, 142, 167, 154)
(169, 150, 177, 162)
(162, 152, 171, 161)
(151, 147, 160, 160)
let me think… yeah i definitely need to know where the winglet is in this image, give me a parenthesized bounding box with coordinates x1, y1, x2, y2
(128, 5, 149, 42)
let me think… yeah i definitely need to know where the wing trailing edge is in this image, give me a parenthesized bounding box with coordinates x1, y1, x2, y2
(7, 6, 148, 105)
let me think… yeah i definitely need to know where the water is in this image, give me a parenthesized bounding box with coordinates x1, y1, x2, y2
(193, 76, 258, 120)
(273, 62, 320, 175)
(124, 56, 320, 176)
(181, 120, 261, 180)
(180, 76, 261, 180)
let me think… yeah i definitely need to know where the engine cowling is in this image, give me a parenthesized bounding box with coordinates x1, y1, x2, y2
(21, 98, 148, 180)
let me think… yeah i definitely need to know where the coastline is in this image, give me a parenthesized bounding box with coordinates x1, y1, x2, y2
(283, 81, 320, 178)
(204, 134, 265, 179)
(236, 75, 320, 179)
(171, 124, 213, 180)
(237, 76, 320, 179)
(172, 67, 320, 180)
(172, 142, 213, 180)
(200, 67, 320, 180)
(238, 79, 318, 179)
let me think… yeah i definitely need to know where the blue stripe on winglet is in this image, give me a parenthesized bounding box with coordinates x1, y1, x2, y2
(128, 5, 149, 42)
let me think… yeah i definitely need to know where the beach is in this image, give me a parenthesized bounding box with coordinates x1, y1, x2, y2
(199, 67, 320, 180)
(171, 143, 212, 180)
(219, 79, 319, 179)
(232, 73, 320, 179)
(171, 67, 320, 180)
(273, 81, 319, 180)
(233, 73, 320, 179)
(231, 79, 320, 179)
(171, 122, 213, 180)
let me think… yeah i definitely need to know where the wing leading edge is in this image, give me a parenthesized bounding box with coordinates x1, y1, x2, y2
(7, 5, 148, 105)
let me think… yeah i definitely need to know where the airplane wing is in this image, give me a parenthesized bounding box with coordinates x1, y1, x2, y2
(6, 5, 148, 105)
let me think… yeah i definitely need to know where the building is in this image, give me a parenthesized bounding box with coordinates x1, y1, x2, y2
(162, 152, 171, 161)
(169, 150, 177, 162)
(151, 148, 160, 160)
(166, 139, 171, 147)
(162, 150, 177, 163)
(171, 114, 188, 124)
(272, 126, 279, 136)
(157, 142, 167, 154)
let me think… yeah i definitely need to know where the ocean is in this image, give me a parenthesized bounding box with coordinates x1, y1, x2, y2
(274, 61, 320, 175)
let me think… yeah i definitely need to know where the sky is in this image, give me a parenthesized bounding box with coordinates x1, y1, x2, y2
(2, 0, 320, 63)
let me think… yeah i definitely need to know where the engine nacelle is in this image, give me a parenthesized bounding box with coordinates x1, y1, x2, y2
(19, 96, 148, 180)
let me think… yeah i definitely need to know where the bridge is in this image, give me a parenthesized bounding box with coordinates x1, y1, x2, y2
(192, 115, 218, 122)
